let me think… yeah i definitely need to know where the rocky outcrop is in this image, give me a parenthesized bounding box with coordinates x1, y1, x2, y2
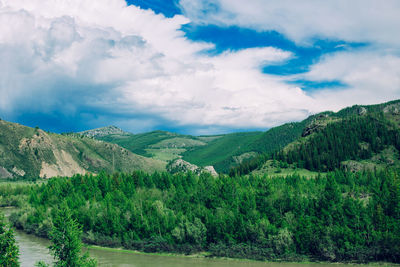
(0, 167, 12, 179)
(39, 150, 86, 178)
(12, 167, 25, 177)
(358, 107, 367, 115)
(202, 166, 218, 177)
(383, 103, 400, 115)
(79, 126, 130, 138)
(167, 159, 218, 177)
(302, 120, 326, 137)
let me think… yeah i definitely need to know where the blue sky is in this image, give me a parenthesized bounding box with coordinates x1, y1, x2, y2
(0, 0, 399, 134)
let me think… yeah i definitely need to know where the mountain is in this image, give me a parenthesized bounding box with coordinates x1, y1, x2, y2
(88, 119, 313, 173)
(97, 130, 209, 161)
(95, 129, 266, 173)
(79, 125, 130, 138)
(0, 120, 165, 179)
(8, 98, 394, 178)
(231, 99, 400, 176)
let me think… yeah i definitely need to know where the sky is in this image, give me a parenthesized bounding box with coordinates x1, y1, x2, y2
(0, 0, 399, 135)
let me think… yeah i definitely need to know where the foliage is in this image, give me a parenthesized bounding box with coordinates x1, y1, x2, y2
(7, 169, 400, 263)
(48, 206, 96, 267)
(183, 132, 263, 172)
(278, 114, 400, 172)
(0, 119, 165, 179)
(0, 212, 19, 267)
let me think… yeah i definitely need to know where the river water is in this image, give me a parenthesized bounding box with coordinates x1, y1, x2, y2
(2, 208, 378, 267)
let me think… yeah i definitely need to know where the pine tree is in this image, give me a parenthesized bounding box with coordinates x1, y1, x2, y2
(49, 206, 96, 267)
(0, 212, 19, 267)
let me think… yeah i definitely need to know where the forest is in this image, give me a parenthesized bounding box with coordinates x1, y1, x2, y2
(230, 113, 400, 176)
(1, 169, 399, 263)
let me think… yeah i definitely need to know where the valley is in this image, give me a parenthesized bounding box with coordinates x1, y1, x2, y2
(1, 99, 400, 265)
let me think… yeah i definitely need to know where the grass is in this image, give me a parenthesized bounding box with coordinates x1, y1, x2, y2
(150, 137, 206, 149)
(341, 146, 400, 172)
(182, 132, 263, 172)
(86, 245, 210, 259)
(145, 148, 186, 162)
(253, 160, 324, 178)
(86, 245, 399, 266)
(99, 131, 198, 156)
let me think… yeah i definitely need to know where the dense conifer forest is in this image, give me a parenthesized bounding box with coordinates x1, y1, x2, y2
(230, 113, 400, 176)
(2, 169, 399, 263)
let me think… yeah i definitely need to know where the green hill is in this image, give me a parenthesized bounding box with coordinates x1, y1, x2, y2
(93, 126, 309, 173)
(0, 120, 165, 179)
(98, 130, 209, 162)
(79, 99, 400, 175)
(231, 99, 400, 176)
(182, 132, 263, 172)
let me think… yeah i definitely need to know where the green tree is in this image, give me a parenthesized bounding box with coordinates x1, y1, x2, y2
(0, 212, 19, 267)
(49, 207, 96, 267)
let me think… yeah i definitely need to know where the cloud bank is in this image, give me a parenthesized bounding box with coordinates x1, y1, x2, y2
(0, 0, 399, 134)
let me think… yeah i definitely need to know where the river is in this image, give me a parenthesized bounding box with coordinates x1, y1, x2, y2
(2, 208, 379, 267)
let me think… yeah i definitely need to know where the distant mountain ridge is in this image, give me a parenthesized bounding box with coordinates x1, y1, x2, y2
(2, 99, 400, 179)
(79, 125, 130, 138)
(82, 99, 400, 174)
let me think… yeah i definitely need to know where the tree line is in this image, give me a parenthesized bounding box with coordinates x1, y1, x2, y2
(4, 169, 400, 263)
(230, 114, 400, 176)
(0, 205, 96, 267)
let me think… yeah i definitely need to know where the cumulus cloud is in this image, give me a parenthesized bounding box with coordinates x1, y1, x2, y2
(300, 49, 400, 109)
(178, 0, 400, 122)
(0, 0, 399, 134)
(179, 0, 400, 47)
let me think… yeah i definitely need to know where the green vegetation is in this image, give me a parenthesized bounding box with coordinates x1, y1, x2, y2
(94, 124, 309, 174)
(5, 169, 400, 263)
(251, 160, 322, 178)
(146, 148, 186, 162)
(99, 131, 190, 156)
(182, 132, 263, 172)
(278, 114, 400, 172)
(0, 211, 19, 266)
(99, 130, 208, 163)
(0, 120, 165, 179)
(231, 102, 400, 177)
(39, 207, 96, 267)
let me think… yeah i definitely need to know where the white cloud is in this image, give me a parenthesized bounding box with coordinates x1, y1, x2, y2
(301, 49, 400, 109)
(179, 0, 400, 47)
(179, 0, 400, 119)
(0, 0, 399, 133)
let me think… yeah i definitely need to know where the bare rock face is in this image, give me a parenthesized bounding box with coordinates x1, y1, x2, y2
(0, 166, 13, 179)
(167, 159, 218, 177)
(79, 126, 129, 138)
(302, 120, 326, 137)
(12, 167, 25, 177)
(167, 159, 198, 173)
(358, 107, 367, 115)
(203, 166, 218, 177)
(383, 103, 400, 115)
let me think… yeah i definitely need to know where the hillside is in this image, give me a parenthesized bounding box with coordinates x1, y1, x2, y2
(98, 130, 209, 161)
(0, 120, 165, 179)
(231, 100, 400, 176)
(78, 99, 400, 175)
(182, 132, 263, 172)
(95, 129, 268, 173)
(79, 125, 131, 138)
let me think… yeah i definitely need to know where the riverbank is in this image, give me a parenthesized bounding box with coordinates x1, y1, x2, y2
(13, 226, 385, 267)
(3, 206, 399, 267)
(2, 207, 399, 267)
(86, 244, 399, 266)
